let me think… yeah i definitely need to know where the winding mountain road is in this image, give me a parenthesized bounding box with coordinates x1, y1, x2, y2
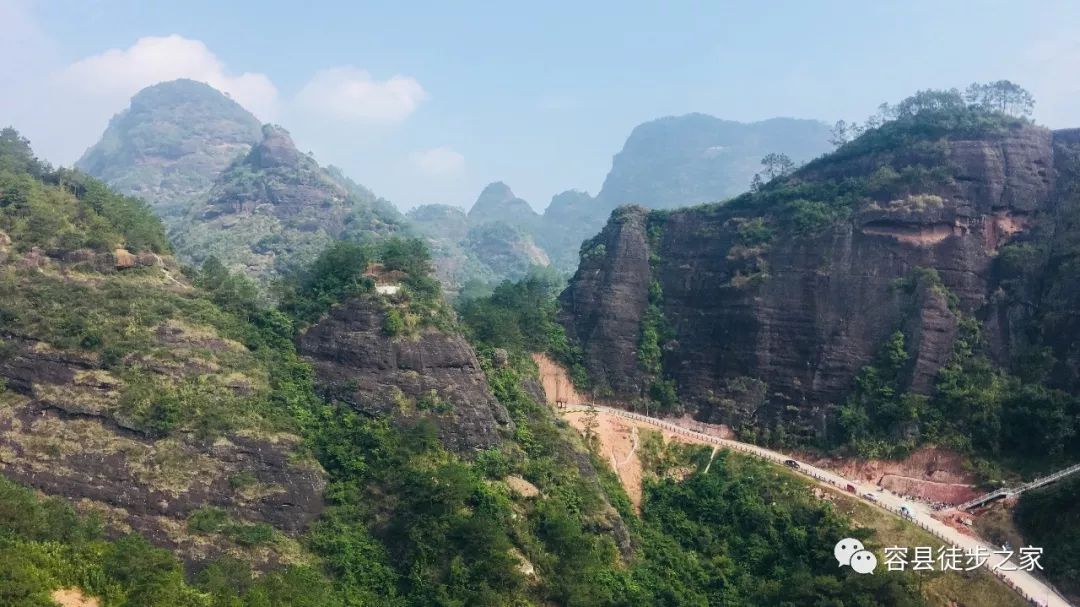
(561, 404, 1072, 607)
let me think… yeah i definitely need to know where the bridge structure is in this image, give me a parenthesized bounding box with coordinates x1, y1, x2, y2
(958, 461, 1080, 511)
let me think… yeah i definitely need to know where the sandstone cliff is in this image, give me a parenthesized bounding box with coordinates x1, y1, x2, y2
(0, 255, 325, 568)
(297, 296, 513, 452)
(561, 121, 1070, 438)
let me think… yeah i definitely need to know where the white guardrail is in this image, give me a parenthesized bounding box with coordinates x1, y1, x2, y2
(958, 462, 1080, 511)
(562, 404, 1071, 607)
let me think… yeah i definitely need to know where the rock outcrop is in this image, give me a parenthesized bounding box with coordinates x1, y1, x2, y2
(297, 297, 512, 452)
(0, 333, 325, 568)
(558, 207, 652, 397)
(561, 123, 1065, 436)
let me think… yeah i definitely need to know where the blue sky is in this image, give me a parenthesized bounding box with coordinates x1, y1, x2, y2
(4, 0, 1080, 210)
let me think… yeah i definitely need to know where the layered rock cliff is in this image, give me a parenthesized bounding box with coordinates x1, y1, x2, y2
(560, 120, 1072, 438)
(1, 132, 326, 567)
(297, 296, 513, 452)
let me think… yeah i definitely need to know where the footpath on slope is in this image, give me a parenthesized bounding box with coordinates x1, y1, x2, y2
(532, 355, 1072, 607)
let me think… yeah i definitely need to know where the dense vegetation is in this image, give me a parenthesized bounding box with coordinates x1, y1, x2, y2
(452, 273, 996, 606)
(1, 118, 1039, 606)
(456, 265, 586, 382)
(826, 265, 1080, 478)
(1, 128, 169, 255)
(630, 450, 926, 606)
(407, 200, 554, 296)
(1014, 476, 1080, 602)
(0, 476, 341, 607)
(275, 236, 446, 331)
(171, 125, 407, 289)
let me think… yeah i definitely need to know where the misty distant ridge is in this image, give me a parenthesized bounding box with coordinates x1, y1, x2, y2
(595, 113, 831, 209)
(74, 77, 831, 222)
(443, 112, 830, 277)
(458, 113, 830, 214)
(74, 78, 832, 288)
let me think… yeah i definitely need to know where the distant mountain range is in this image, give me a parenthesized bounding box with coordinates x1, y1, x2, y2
(75, 79, 832, 290)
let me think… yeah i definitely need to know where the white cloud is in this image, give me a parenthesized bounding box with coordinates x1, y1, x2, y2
(296, 66, 427, 124)
(57, 34, 279, 120)
(410, 146, 465, 177)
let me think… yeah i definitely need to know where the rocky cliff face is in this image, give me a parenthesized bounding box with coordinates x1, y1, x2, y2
(561, 123, 1065, 436)
(0, 384, 324, 564)
(0, 261, 325, 568)
(297, 297, 513, 452)
(1027, 129, 1080, 392)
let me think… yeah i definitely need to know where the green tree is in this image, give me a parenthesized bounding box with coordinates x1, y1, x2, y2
(828, 119, 851, 147)
(964, 80, 1035, 117)
(893, 88, 967, 118)
(760, 152, 795, 180)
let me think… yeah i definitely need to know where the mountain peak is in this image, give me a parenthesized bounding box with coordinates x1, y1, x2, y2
(76, 79, 263, 219)
(477, 181, 515, 202)
(468, 181, 538, 223)
(127, 78, 247, 110)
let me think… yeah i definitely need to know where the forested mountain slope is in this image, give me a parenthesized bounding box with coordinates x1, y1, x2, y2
(77, 81, 405, 289)
(171, 124, 405, 283)
(409, 183, 550, 293)
(0, 125, 985, 606)
(0, 128, 325, 572)
(75, 79, 264, 222)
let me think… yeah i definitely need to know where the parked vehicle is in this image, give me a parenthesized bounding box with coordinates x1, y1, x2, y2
(784, 459, 800, 469)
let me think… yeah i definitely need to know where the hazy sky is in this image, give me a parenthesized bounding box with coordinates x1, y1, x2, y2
(4, 0, 1080, 210)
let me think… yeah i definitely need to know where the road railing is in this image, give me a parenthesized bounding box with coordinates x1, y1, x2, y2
(561, 403, 1070, 607)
